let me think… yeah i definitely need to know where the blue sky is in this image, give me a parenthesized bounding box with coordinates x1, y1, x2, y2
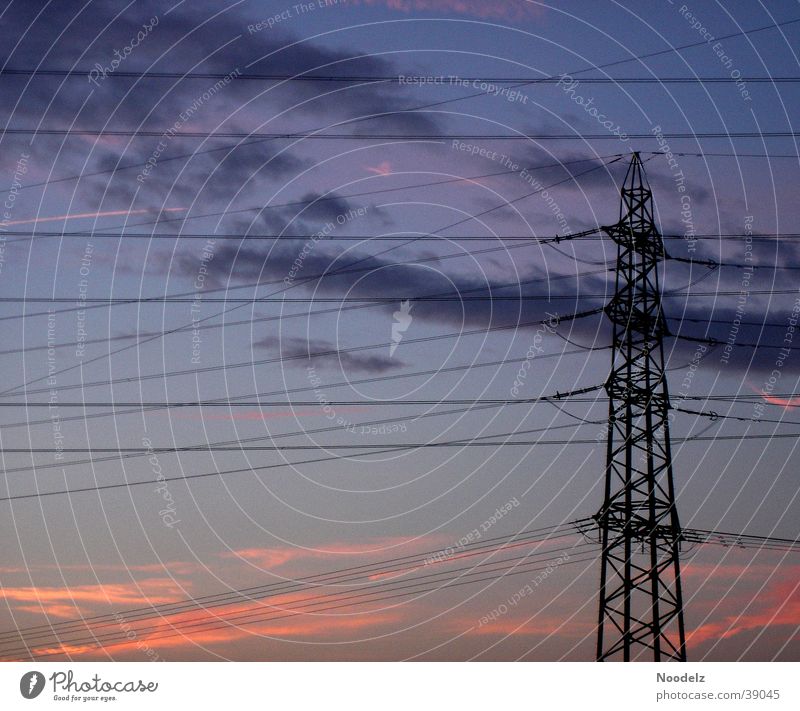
(0, 0, 798, 661)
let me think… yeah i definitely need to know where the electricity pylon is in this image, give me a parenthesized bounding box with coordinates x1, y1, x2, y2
(595, 153, 686, 662)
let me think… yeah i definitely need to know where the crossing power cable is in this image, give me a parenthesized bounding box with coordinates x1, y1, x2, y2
(0, 157, 619, 398)
(0, 302, 788, 403)
(4, 68, 800, 83)
(0, 307, 607, 398)
(0, 517, 793, 650)
(0, 518, 795, 659)
(3, 231, 800, 242)
(0, 241, 608, 323)
(0, 544, 597, 660)
(2, 432, 799, 504)
(0, 348, 599, 429)
(7, 128, 800, 140)
(0, 268, 610, 354)
(2, 152, 621, 243)
(10, 14, 800, 195)
(0, 386, 605, 474)
(0, 401, 604, 476)
(0, 520, 588, 643)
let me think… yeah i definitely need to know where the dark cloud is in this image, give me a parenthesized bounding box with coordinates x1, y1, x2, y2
(256, 335, 407, 374)
(166, 215, 800, 375)
(168, 188, 389, 287)
(0, 0, 444, 197)
(3, 1, 787, 377)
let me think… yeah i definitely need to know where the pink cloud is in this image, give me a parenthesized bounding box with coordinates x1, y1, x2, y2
(746, 380, 800, 409)
(687, 567, 800, 645)
(176, 407, 370, 422)
(762, 394, 800, 409)
(463, 614, 592, 638)
(25, 592, 407, 659)
(3, 207, 185, 227)
(366, 161, 393, 176)
(224, 535, 443, 570)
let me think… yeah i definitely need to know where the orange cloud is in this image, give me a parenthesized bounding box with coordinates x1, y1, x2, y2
(2, 579, 187, 616)
(1, 561, 200, 576)
(16, 604, 86, 619)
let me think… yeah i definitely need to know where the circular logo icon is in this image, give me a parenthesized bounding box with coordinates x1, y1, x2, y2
(20, 671, 45, 699)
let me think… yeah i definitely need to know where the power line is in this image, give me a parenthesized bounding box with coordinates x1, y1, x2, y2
(0, 307, 790, 403)
(1, 287, 793, 361)
(1, 543, 596, 660)
(674, 332, 792, 349)
(4, 68, 800, 83)
(4, 397, 601, 409)
(10, 148, 789, 254)
(2, 432, 798, 504)
(5, 391, 797, 411)
(4, 518, 793, 649)
(0, 349, 595, 428)
(0, 308, 608, 397)
(682, 393, 800, 402)
(1, 517, 794, 659)
(4, 152, 620, 242)
(9, 15, 800, 198)
(9, 149, 795, 203)
(4, 230, 799, 241)
(1, 515, 794, 651)
(19, 382, 788, 467)
(3, 551, 595, 660)
(2, 423, 604, 454)
(668, 254, 800, 271)
(0, 520, 587, 642)
(666, 151, 800, 158)
(5, 287, 800, 305)
(14, 426, 800, 458)
(0, 268, 606, 356)
(0, 295, 601, 304)
(6, 128, 800, 140)
(0, 445, 512, 501)
(0, 385, 603, 466)
(672, 316, 800, 330)
(682, 527, 800, 551)
(0, 158, 619, 398)
(0, 396, 603, 477)
(0, 247, 607, 324)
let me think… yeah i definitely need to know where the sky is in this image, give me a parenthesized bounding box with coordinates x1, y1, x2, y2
(0, 0, 798, 662)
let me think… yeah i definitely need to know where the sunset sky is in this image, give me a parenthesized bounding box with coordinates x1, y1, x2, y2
(0, 0, 798, 661)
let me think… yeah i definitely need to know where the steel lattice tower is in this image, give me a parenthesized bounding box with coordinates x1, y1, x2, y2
(595, 153, 687, 662)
